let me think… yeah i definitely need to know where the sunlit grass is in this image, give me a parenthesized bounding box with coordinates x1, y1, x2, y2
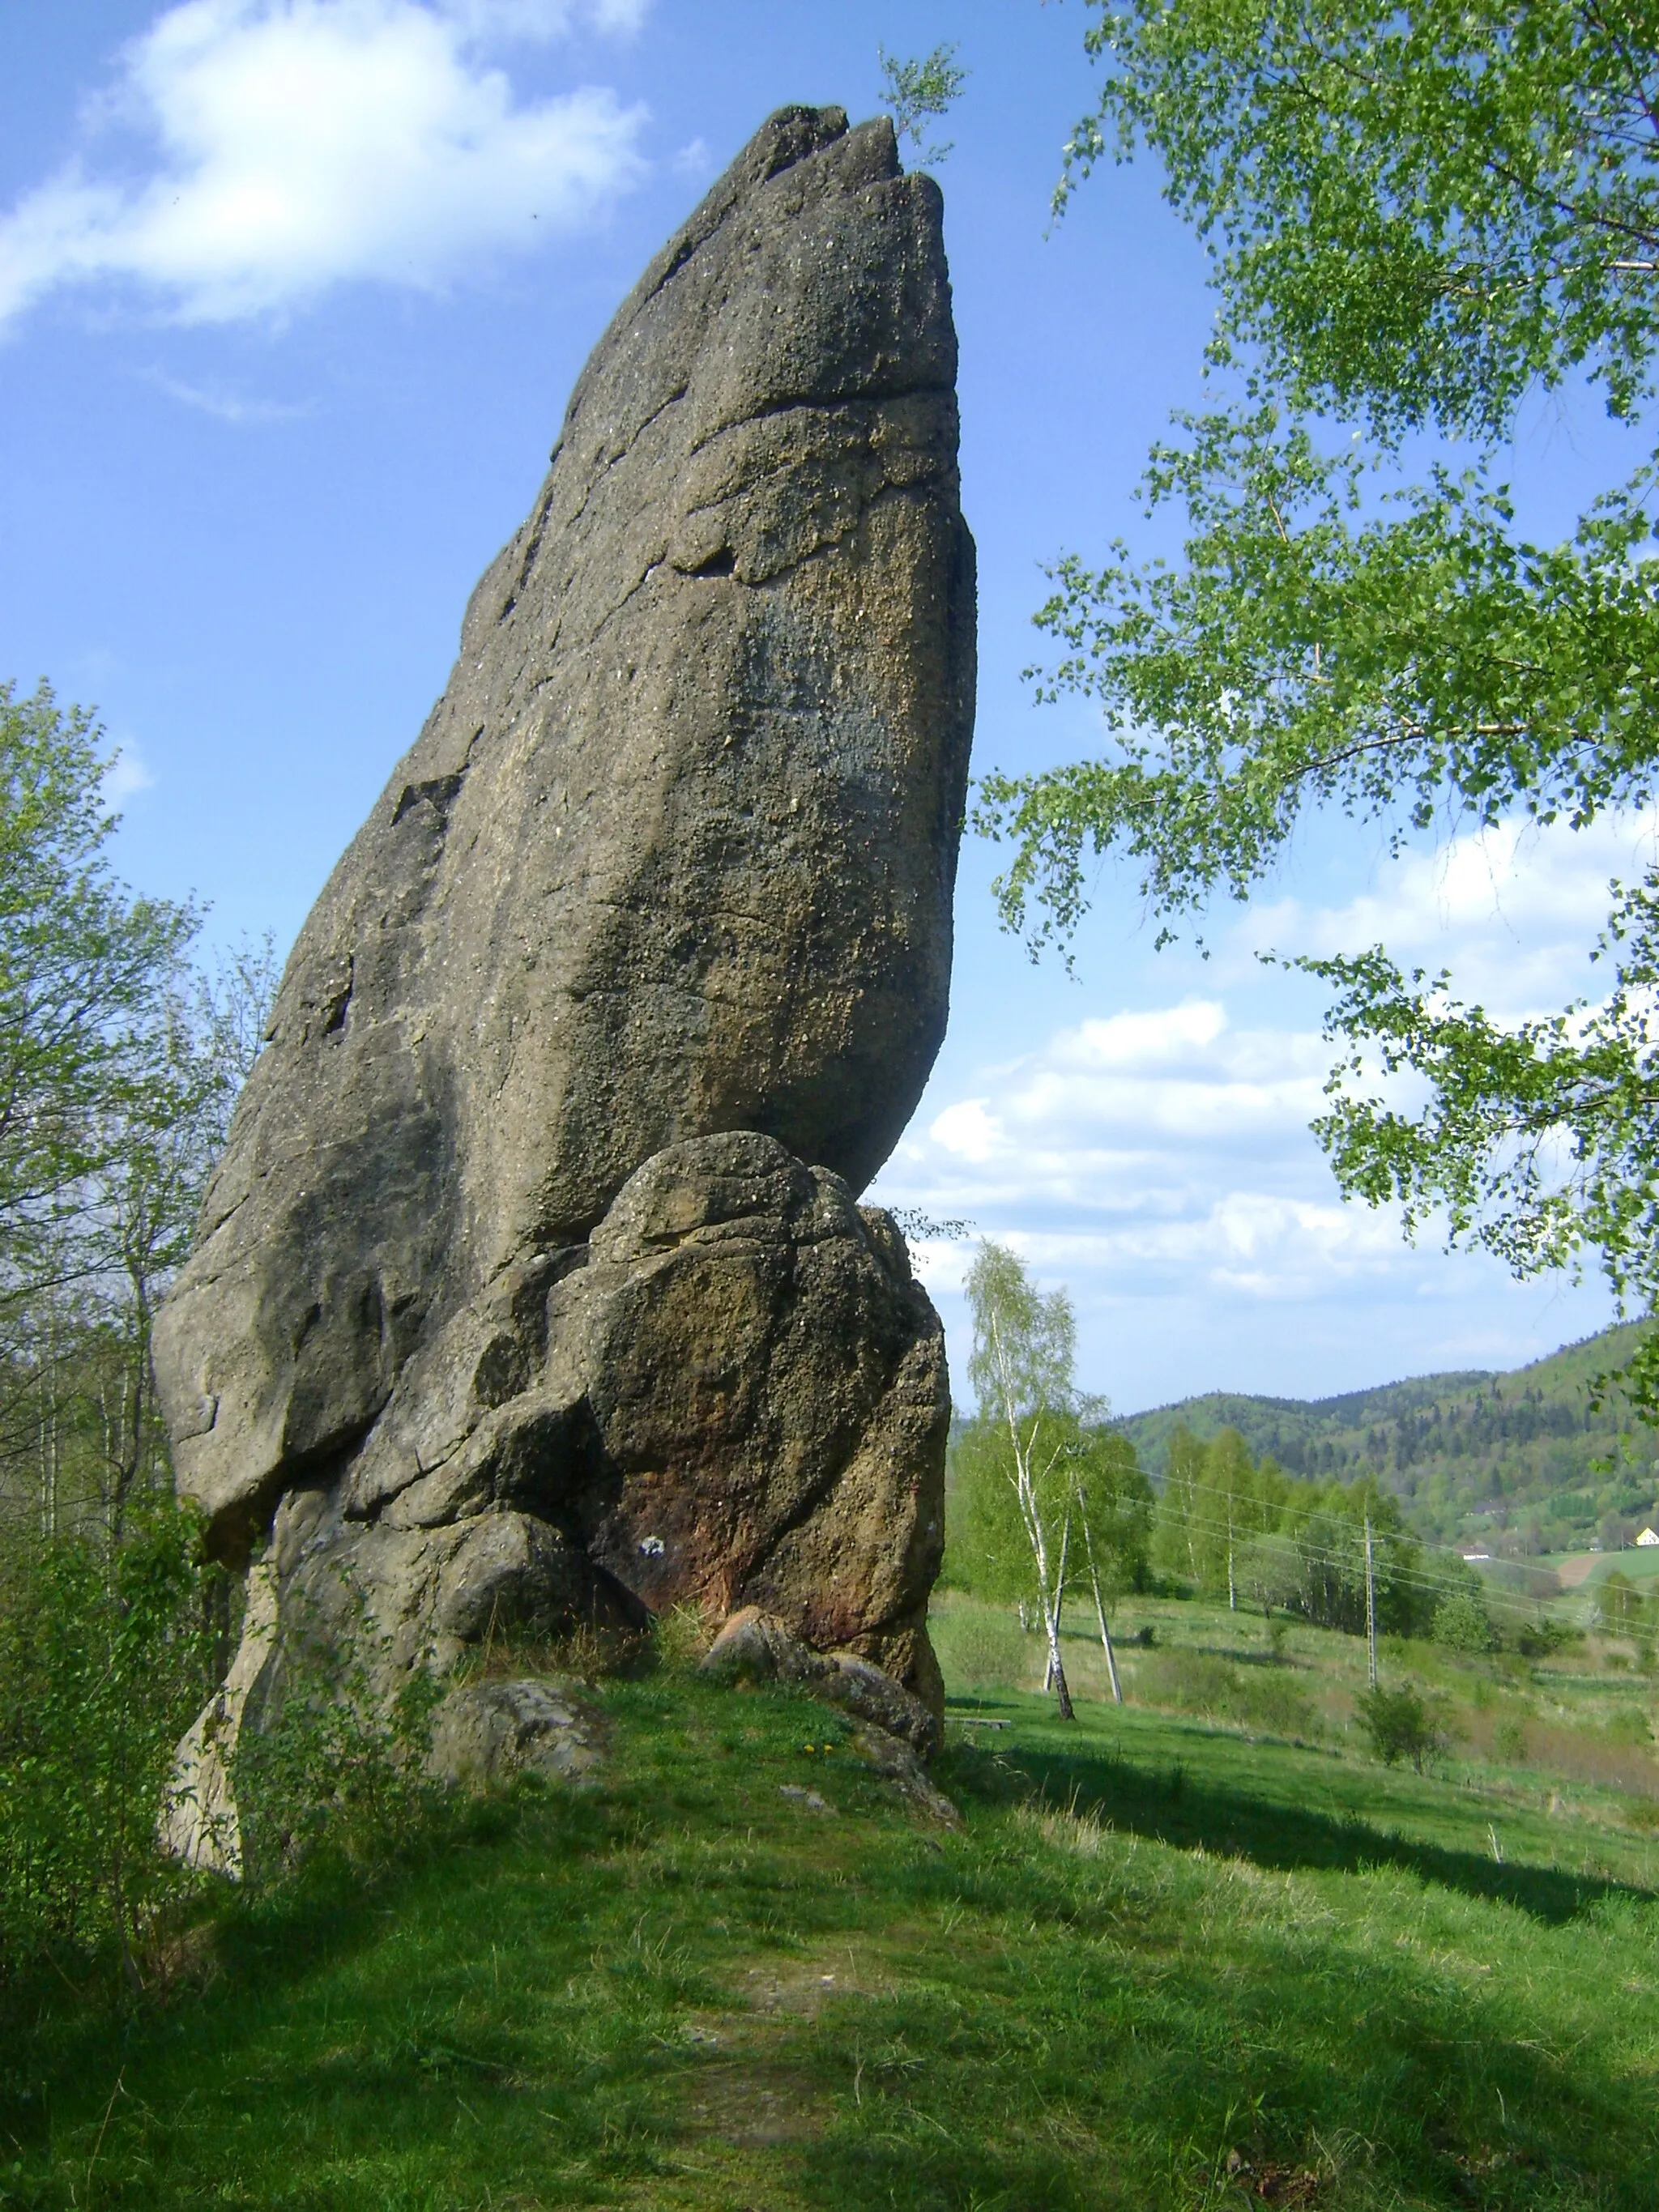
(2, 1642, 1658, 2209)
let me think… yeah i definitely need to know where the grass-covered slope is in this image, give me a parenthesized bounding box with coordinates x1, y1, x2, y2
(5, 1656, 1659, 2210)
(1120, 1320, 1659, 1553)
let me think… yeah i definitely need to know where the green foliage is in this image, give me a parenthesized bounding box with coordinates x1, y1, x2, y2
(233, 1625, 441, 1893)
(1120, 1321, 1658, 1554)
(1057, 0, 1659, 435)
(5, 1676, 1659, 2208)
(0, 681, 195, 1293)
(950, 1411, 1151, 1608)
(1357, 1680, 1445, 1771)
(1597, 1567, 1655, 1639)
(977, 0, 1659, 1409)
(876, 40, 967, 167)
(952, 1244, 1150, 1722)
(1155, 1421, 1282, 1600)
(0, 680, 279, 1537)
(928, 1595, 1032, 1694)
(0, 1499, 224, 1984)
(1283, 1479, 1434, 1636)
(1154, 1424, 1437, 1634)
(1432, 1588, 1495, 1653)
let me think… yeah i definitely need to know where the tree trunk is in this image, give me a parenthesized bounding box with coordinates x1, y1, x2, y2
(1077, 1497, 1122, 1705)
(1043, 1512, 1072, 1701)
(1227, 1506, 1235, 1611)
(1090, 1559, 1123, 1703)
(1045, 1605, 1075, 1720)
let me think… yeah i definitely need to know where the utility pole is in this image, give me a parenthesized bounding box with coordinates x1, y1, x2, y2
(1364, 1512, 1378, 1689)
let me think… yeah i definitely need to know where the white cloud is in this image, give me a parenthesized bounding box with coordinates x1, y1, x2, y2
(870, 973, 1614, 1409)
(876, 808, 1639, 1405)
(883, 999, 1361, 1293)
(439, 0, 649, 34)
(929, 1098, 1002, 1164)
(147, 369, 310, 420)
(0, 0, 650, 334)
(1243, 808, 1659, 1018)
(104, 743, 156, 801)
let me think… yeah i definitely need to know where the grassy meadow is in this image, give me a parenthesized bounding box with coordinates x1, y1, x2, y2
(3, 1596, 1659, 2210)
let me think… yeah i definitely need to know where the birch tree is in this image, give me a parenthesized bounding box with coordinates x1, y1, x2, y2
(1070, 1427, 1151, 1702)
(979, 0, 1659, 1415)
(962, 1242, 1088, 1720)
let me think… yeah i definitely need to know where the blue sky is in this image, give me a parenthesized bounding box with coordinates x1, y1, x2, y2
(0, 0, 1636, 1411)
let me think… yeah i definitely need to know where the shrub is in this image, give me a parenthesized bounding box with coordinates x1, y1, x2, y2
(1517, 1617, 1582, 1659)
(1493, 1715, 1528, 1763)
(1356, 1682, 1444, 1772)
(1598, 1705, 1653, 1750)
(1432, 1590, 1495, 1654)
(232, 1583, 442, 1890)
(0, 1503, 224, 1985)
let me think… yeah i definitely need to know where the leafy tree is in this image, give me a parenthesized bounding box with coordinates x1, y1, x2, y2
(0, 1496, 223, 1986)
(1235, 1527, 1304, 1617)
(1431, 1587, 1495, 1653)
(1281, 1477, 1429, 1636)
(1597, 1566, 1648, 1634)
(1070, 1426, 1154, 1698)
(1154, 1425, 1282, 1604)
(0, 682, 276, 1537)
(877, 40, 968, 168)
(978, 0, 1659, 1409)
(0, 685, 194, 1337)
(1154, 1421, 1209, 1581)
(1192, 1427, 1281, 1608)
(959, 1243, 1099, 1718)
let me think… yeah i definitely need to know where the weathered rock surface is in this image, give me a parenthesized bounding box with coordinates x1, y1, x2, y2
(427, 1678, 603, 1792)
(700, 1604, 941, 1756)
(153, 103, 975, 1558)
(187, 1136, 947, 1791)
(849, 1722, 961, 1827)
(157, 1560, 279, 1878)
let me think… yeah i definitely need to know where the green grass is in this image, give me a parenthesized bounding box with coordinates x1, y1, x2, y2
(933, 1583, 1659, 1820)
(5, 1651, 1659, 2210)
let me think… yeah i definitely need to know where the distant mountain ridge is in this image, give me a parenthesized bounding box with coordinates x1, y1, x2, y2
(1118, 1323, 1658, 1556)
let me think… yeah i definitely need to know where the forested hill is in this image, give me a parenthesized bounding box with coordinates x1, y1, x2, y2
(1118, 1323, 1659, 1556)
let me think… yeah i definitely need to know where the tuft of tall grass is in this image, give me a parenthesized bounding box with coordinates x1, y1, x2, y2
(1135, 1646, 1320, 1739)
(929, 1592, 1037, 1694)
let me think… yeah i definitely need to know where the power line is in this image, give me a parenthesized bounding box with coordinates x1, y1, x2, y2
(1122, 1498, 1614, 1622)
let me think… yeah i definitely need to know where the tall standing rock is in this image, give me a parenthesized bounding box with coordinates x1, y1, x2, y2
(153, 105, 972, 1748)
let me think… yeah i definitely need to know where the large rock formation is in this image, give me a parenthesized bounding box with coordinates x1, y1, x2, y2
(253, 1133, 947, 1704)
(153, 104, 972, 1788)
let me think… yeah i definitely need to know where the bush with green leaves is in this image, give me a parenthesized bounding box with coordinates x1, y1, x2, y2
(0, 679, 277, 1541)
(1597, 1569, 1655, 1639)
(232, 1581, 444, 1891)
(0, 1501, 225, 1986)
(1356, 1681, 1444, 1773)
(1432, 1588, 1495, 1654)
